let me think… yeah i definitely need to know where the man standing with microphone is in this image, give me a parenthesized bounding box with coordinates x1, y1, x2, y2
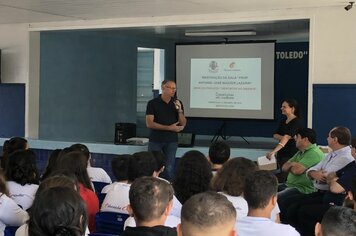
(146, 80, 187, 181)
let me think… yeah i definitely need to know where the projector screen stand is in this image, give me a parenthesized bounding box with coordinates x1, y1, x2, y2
(211, 121, 250, 144)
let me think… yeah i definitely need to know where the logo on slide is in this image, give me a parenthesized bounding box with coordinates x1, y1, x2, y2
(209, 61, 219, 73)
(229, 62, 236, 68)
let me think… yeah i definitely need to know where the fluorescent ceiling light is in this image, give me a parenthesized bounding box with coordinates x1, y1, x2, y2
(185, 31, 256, 36)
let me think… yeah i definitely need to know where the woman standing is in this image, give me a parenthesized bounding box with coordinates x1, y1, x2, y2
(267, 99, 303, 182)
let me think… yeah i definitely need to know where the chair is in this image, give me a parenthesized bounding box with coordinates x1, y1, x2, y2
(97, 193, 107, 208)
(93, 181, 109, 193)
(4, 226, 19, 236)
(95, 212, 129, 235)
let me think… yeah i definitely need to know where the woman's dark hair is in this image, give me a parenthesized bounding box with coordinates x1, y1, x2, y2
(36, 175, 78, 198)
(28, 186, 87, 236)
(151, 151, 165, 172)
(111, 155, 130, 182)
(53, 151, 93, 191)
(173, 150, 213, 204)
(6, 149, 39, 185)
(0, 169, 9, 196)
(70, 144, 90, 161)
(41, 149, 62, 181)
(211, 157, 257, 196)
(1, 137, 28, 170)
(284, 98, 301, 118)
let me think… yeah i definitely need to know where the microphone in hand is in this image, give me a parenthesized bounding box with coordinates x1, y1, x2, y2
(174, 99, 182, 111)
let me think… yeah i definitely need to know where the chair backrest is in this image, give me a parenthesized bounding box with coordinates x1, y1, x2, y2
(95, 212, 130, 234)
(97, 193, 107, 208)
(4, 226, 19, 236)
(93, 181, 109, 193)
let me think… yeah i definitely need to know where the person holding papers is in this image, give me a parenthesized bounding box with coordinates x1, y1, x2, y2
(267, 99, 303, 182)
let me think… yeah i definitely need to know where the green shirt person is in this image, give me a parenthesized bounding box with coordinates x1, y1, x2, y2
(282, 128, 324, 194)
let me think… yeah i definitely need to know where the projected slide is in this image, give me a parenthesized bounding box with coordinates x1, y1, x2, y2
(190, 58, 261, 110)
(176, 42, 275, 119)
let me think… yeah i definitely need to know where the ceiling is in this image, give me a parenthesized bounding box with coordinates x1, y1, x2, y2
(0, 0, 348, 42)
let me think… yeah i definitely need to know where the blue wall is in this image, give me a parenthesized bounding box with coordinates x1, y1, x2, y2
(0, 84, 25, 137)
(313, 84, 356, 145)
(39, 31, 308, 142)
(39, 31, 176, 142)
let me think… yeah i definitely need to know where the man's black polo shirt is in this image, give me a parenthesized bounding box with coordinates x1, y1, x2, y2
(146, 95, 181, 143)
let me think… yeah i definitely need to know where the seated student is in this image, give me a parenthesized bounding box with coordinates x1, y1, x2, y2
(40, 149, 62, 180)
(315, 206, 356, 236)
(178, 191, 236, 236)
(1, 137, 28, 171)
(173, 150, 212, 204)
(208, 141, 230, 172)
(211, 157, 281, 222)
(28, 187, 88, 236)
(122, 176, 177, 236)
(0, 169, 28, 236)
(236, 170, 299, 236)
(278, 128, 324, 218)
(101, 151, 182, 219)
(15, 174, 91, 236)
(101, 154, 131, 193)
(6, 150, 39, 210)
(70, 143, 112, 184)
(53, 151, 99, 233)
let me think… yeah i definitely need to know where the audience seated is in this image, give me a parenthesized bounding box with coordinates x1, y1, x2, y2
(278, 128, 324, 219)
(101, 151, 181, 228)
(236, 170, 299, 236)
(122, 176, 177, 236)
(1, 137, 28, 171)
(0, 169, 28, 236)
(28, 187, 87, 236)
(285, 127, 354, 235)
(71, 143, 112, 184)
(15, 174, 90, 236)
(53, 151, 99, 233)
(211, 157, 280, 222)
(101, 151, 158, 214)
(5, 150, 39, 210)
(178, 191, 236, 236)
(208, 141, 230, 172)
(173, 150, 212, 205)
(314, 206, 356, 236)
(328, 137, 356, 197)
(101, 154, 130, 194)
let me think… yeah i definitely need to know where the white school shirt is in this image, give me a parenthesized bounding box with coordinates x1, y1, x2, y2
(87, 167, 112, 184)
(220, 193, 280, 222)
(0, 193, 29, 236)
(100, 182, 182, 218)
(7, 181, 38, 210)
(236, 216, 300, 236)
